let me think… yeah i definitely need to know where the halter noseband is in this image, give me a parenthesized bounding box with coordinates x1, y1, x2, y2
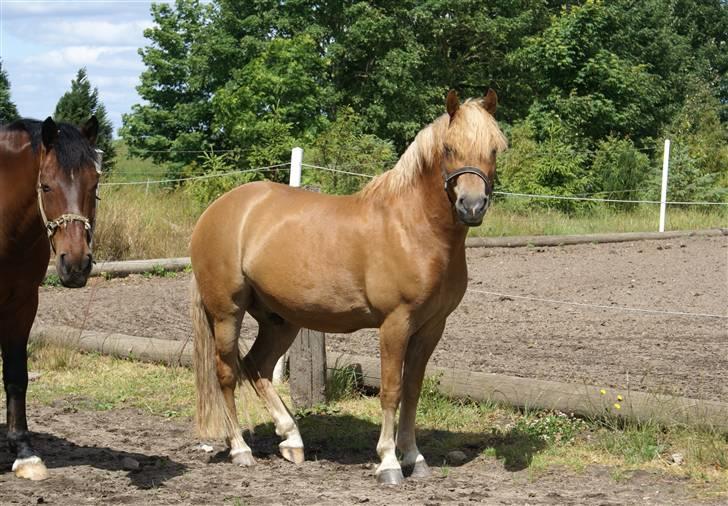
(36, 149, 93, 252)
(443, 166, 491, 200)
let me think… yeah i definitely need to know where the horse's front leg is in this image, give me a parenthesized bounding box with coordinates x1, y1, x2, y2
(375, 311, 411, 485)
(396, 318, 446, 479)
(1, 295, 49, 481)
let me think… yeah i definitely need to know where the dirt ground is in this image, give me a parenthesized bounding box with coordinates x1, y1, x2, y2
(1, 235, 726, 504)
(0, 403, 721, 505)
(37, 235, 728, 401)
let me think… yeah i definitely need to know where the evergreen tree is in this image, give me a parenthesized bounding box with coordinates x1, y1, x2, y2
(0, 60, 19, 124)
(54, 67, 116, 171)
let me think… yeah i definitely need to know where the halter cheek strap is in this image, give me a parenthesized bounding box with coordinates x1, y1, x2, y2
(37, 149, 93, 252)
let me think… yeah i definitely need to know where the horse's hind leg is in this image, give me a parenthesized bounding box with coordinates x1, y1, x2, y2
(1, 293, 49, 480)
(243, 312, 304, 464)
(212, 314, 256, 466)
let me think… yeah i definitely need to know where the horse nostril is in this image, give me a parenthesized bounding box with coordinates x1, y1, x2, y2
(82, 254, 92, 272)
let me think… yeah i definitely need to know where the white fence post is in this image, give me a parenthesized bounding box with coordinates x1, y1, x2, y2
(272, 147, 304, 384)
(289, 146, 303, 188)
(659, 139, 671, 232)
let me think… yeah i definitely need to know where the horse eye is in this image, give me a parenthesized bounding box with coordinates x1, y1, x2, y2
(41, 184, 51, 193)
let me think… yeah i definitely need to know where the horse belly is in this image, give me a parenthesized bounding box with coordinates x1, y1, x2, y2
(248, 264, 380, 333)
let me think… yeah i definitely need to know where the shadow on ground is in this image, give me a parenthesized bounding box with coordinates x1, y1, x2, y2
(239, 412, 546, 472)
(0, 424, 187, 489)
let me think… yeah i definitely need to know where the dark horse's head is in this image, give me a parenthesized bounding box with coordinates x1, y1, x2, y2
(35, 116, 100, 287)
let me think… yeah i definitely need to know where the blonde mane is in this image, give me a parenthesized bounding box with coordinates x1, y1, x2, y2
(360, 98, 508, 198)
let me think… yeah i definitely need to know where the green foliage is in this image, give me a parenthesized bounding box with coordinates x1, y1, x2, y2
(120, 0, 728, 209)
(303, 107, 396, 194)
(0, 60, 19, 123)
(511, 411, 588, 446)
(120, 0, 217, 173)
(54, 68, 116, 172)
(498, 120, 591, 212)
(590, 137, 652, 209)
(42, 273, 61, 287)
(183, 150, 261, 209)
(597, 421, 667, 465)
(212, 34, 332, 175)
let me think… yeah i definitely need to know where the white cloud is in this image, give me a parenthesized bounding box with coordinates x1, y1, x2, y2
(0, 1, 178, 133)
(14, 19, 154, 47)
(26, 46, 143, 70)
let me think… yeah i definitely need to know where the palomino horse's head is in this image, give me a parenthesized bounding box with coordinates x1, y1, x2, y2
(441, 89, 505, 226)
(37, 116, 100, 288)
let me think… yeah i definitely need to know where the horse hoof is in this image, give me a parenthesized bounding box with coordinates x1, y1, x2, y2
(280, 445, 305, 464)
(403, 460, 431, 479)
(230, 449, 256, 467)
(13, 457, 49, 481)
(376, 468, 404, 486)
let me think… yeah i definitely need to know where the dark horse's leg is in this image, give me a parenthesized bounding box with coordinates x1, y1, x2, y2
(1, 291, 48, 480)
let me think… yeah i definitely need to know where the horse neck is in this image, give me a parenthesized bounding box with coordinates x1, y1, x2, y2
(370, 151, 469, 250)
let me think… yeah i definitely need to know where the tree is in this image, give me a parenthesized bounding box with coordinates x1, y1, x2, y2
(120, 0, 217, 173)
(0, 60, 19, 123)
(54, 67, 116, 171)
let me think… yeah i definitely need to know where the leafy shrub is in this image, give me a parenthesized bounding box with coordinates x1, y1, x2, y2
(303, 107, 396, 195)
(498, 120, 592, 213)
(590, 137, 652, 209)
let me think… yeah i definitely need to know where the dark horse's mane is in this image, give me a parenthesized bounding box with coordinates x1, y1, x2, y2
(1, 119, 97, 173)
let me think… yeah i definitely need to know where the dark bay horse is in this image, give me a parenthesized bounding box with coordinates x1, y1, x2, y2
(190, 90, 507, 485)
(0, 116, 99, 480)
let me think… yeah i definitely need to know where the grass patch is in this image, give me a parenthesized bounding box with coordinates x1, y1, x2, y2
(42, 273, 61, 287)
(472, 203, 727, 237)
(8, 346, 727, 498)
(94, 186, 198, 261)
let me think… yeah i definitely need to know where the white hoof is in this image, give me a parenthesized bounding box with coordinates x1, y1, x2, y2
(279, 443, 305, 464)
(230, 448, 256, 467)
(13, 457, 49, 481)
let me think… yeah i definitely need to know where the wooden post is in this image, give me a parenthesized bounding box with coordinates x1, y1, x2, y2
(289, 329, 327, 409)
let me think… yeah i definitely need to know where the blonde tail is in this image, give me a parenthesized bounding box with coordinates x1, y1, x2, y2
(190, 275, 239, 439)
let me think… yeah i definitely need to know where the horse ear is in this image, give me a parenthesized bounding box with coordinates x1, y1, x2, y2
(446, 90, 460, 119)
(42, 117, 58, 150)
(483, 88, 498, 116)
(81, 116, 98, 146)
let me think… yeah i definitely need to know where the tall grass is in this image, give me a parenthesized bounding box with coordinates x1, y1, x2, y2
(94, 186, 198, 260)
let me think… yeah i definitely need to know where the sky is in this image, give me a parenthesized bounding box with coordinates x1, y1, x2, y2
(0, 0, 168, 136)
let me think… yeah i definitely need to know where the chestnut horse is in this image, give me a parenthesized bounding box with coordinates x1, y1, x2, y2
(0, 116, 100, 480)
(190, 90, 507, 485)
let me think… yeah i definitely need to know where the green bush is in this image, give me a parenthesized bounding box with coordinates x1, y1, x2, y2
(590, 137, 652, 209)
(498, 120, 592, 213)
(184, 151, 267, 209)
(303, 107, 396, 195)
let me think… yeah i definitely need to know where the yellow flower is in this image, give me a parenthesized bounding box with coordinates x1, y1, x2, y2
(600, 389, 606, 395)
(617, 395, 623, 401)
(614, 403, 621, 410)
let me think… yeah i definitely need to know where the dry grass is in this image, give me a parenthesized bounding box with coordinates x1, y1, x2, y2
(94, 186, 198, 261)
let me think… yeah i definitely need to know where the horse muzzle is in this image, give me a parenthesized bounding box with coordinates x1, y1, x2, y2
(455, 193, 490, 226)
(56, 252, 93, 288)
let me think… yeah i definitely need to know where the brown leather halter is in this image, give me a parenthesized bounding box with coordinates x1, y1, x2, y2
(443, 166, 492, 202)
(36, 149, 93, 252)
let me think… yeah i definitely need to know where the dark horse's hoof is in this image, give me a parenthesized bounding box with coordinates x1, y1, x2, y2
(403, 460, 431, 479)
(377, 468, 405, 486)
